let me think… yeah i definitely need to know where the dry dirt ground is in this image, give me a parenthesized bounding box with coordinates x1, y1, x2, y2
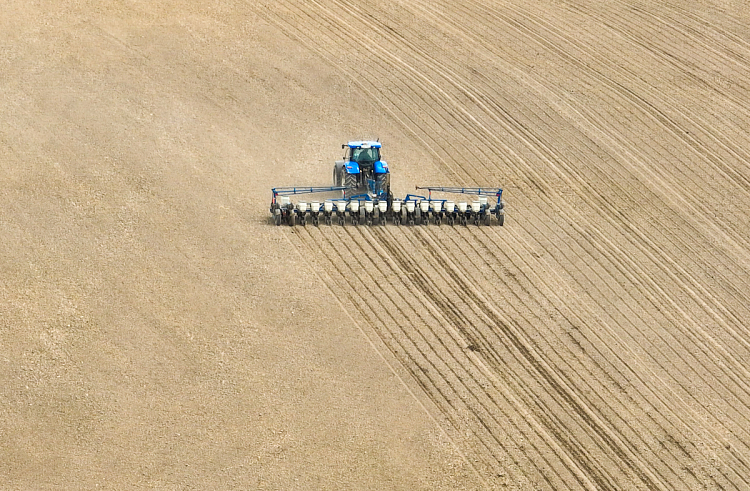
(2, 1, 750, 489)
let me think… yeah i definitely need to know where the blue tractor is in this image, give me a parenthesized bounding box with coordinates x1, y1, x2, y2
(333, 141, 393, 205)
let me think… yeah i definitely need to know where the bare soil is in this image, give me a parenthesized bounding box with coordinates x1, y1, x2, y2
(2, 1, 749, 489)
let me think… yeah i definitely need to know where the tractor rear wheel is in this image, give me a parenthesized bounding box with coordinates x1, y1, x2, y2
(274, 213, 281, 226)
(376, 173, 389, 195)
(345, 173, 357, 190)
(498, 214, 505, 226)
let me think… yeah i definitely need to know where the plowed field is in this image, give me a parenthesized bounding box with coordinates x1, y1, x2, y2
(2, 1, 749, 489)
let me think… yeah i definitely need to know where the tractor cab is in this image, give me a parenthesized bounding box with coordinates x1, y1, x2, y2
(343, 141, 382, 176)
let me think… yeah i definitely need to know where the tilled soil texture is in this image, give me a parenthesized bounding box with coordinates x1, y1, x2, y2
(2, 1, 750, 490)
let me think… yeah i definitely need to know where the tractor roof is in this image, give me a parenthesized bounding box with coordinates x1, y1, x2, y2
(346, 140, 381, 149)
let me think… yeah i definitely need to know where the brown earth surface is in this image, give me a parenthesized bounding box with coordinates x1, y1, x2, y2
(2, 1, 750, 489)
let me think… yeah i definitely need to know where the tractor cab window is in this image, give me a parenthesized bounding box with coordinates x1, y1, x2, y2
(351, 147, 380, 164)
